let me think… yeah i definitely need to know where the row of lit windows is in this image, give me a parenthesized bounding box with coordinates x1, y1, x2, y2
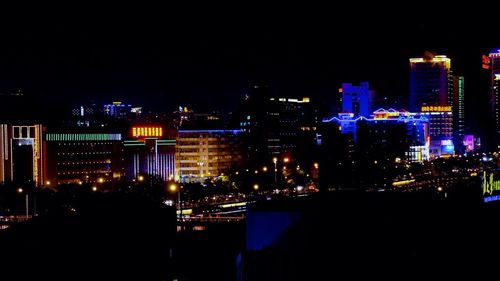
(57, 160, 110, 165)
(56, 142, 113, 146)
(46, 134, 121, 141)
(57, 152, 111, 156)
(178, 157, 236, 162)
(57, 170, 110, 175)
(177, 144, 237, 148)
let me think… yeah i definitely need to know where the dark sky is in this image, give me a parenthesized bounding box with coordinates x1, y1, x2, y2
(0, 6, 498, 120)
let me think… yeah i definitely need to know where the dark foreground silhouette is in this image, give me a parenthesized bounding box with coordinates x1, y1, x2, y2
(0, 194, 176, 281)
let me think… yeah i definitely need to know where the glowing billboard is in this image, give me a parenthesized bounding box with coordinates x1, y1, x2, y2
(132, 126, 163, 138)
(421, 106, 452, 112)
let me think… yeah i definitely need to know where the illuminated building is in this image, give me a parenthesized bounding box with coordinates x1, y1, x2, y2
(172, 106, 193, 128)
(123, 125, 176, 181)
(174, 107, 224, 130)
(0, 124, 44, 186)
(239, 85, 319, 168)
(322, 109, 428, 189)
(494, 75, 500, 137)
(176, 129, 242, 182)
(324, 109, 428, 146)
(463, 135, 475, 152)
(341, 82, 373, 117)
(44, 132, 123, 185)
(103, 101, 137, 119)
(452, 76, 465, 152)
(489, 50, 500, 133)
(409, 53, 452, 112)
(409, 53, 456, 155)
(490, 48, 500, 138)
(323, 109, 429, 163)
(420, 106, 454, 156)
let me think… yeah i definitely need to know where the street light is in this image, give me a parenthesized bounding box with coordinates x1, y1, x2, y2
(17, 188, 28, 218)
(253, 184, 259, 191)
(169, 183, 183, 222)
(273, 157, 278, 185)
(138, 175, 144, 182)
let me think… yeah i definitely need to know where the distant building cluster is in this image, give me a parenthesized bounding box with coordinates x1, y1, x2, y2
(1, 50, 499, 190)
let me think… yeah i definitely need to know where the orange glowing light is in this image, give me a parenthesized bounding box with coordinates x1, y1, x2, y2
(132, 126, 163, 138)
(483, 54, 491, 69)
(420, 106, 452, 112)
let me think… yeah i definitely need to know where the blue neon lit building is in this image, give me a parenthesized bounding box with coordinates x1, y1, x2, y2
(341, 82, 371, 117)
(322, 109, 429, 162)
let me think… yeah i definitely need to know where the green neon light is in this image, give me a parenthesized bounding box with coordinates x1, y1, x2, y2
(46, 133, 122, 141)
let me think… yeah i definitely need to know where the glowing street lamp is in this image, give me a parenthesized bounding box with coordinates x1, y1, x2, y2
(273, 157, 278, 185)
(17, 188, 28, 218)
(138, 175, 144, 182)
(169, 183, 183, 223)
(253, 184, 259, 191)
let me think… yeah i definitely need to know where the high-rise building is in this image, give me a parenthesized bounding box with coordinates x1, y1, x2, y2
(123, 125, 176, 181)
(176, 129, 242, 182)
(452, 76, 465, 152)
(489, 50, 500, 139)
(420, 106, 454, 156)
(410, 53, 455, 155)
(341, 82, 372, 117)
(0, 124, 44, 186)
(239, 85, 319, 169)
(409, 53, 452, 112)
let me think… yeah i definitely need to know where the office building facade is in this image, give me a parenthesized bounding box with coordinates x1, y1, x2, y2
(0, 124, 44, 186)
(176, 129, 242, 182)
(239, 85, 319, 168)
(409, 54, 452, 112)
(44, 132, 122, 185)
(123, 125, 176, 181)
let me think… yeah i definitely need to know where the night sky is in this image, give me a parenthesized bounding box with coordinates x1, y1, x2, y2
(0, 7, 498, 124)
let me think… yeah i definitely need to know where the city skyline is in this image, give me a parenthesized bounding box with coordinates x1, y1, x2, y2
(2, 8, 500, 280)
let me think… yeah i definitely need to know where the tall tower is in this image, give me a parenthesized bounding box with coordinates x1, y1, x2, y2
(409, 53, 452, 112)
(410, 53, 454, 156)
(452, 76, 465, 153)
(488, 50, 500, 138)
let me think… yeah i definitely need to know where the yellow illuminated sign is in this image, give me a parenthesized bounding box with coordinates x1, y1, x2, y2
(132, 126, 163, 138)
(373, 112, 400, 119)
(420, 106, 452, 112)
(483, 171, 500, 195)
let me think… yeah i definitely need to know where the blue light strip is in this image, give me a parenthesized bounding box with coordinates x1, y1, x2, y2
(322, 116, 429, 123)
(178, 129, 242, 134)
(484, 195, 500, 203)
